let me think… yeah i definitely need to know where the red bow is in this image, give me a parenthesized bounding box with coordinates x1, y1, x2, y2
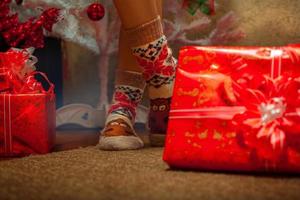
(0, 48, 53, 94)
(233, 76, 300, 161)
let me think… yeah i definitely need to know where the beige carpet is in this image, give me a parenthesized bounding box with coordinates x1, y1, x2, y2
(0, 147, 300, 200)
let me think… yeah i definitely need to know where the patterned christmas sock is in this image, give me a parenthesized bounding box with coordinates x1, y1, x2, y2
(99, 70, 145, 150)
(126, 16, 177, 146)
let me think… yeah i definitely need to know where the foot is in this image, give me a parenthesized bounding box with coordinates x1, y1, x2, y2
(98, 118, 144, 150)
(148, 97, 171, 146)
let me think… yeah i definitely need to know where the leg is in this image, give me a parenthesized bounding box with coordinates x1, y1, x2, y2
(118, 0, 163, 71)
(99, 0, 176, 150)
(99, 1, 158, 150)
(99, 30, 145, 150)
(98, 68, 145, 150)
(115, 0, 176, 146)
(156, 0, 163, 18)
(113, 0, 158, 29)
(118, 30, 141, 72)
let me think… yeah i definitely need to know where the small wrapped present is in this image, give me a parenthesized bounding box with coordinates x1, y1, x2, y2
(163, 45, 300, 173)
(0, 48, 56, 157)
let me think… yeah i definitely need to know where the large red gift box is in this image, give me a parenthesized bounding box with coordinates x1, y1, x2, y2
(0, 49, 56, 157)
(163, 45, 300, 173)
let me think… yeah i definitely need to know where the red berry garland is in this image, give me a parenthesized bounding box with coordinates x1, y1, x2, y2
(0, 0, 60, 51)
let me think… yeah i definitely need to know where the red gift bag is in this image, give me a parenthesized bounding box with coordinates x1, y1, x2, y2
(0, 93, 55, 156)
(0, 48, 56, 157)
(0, 68, 10, 93)
(163, 45, 300, 173)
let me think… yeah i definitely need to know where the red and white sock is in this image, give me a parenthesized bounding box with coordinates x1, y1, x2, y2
(127, 16, 177, 146)
(99, 70, 145, 150)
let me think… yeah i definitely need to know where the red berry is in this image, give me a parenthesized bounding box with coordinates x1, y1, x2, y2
(86, 3, 105, 21)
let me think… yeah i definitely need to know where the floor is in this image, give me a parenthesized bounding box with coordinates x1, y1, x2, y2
(0, 129, 300, 200)
(55, 129, 100, 151)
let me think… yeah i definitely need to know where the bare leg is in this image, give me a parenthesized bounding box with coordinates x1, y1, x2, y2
(118, 30, 140, 72)
(113, 0, 158, 29)
(156, 0, 163, 18)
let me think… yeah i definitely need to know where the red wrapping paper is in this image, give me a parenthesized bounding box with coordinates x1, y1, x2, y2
(0, 93, 55, 156)
(0, 49, 56, 157)
(163, 45, 300, 173)
(0, 68, 10, 92)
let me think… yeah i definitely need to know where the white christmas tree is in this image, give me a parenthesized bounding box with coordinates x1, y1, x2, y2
(163, 0, 244, 46)
(11, 0, 244, 128)
(11, 0, 124, 128)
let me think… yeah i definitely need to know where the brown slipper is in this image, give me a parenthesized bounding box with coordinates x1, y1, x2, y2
(99, 118, 144, 150)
